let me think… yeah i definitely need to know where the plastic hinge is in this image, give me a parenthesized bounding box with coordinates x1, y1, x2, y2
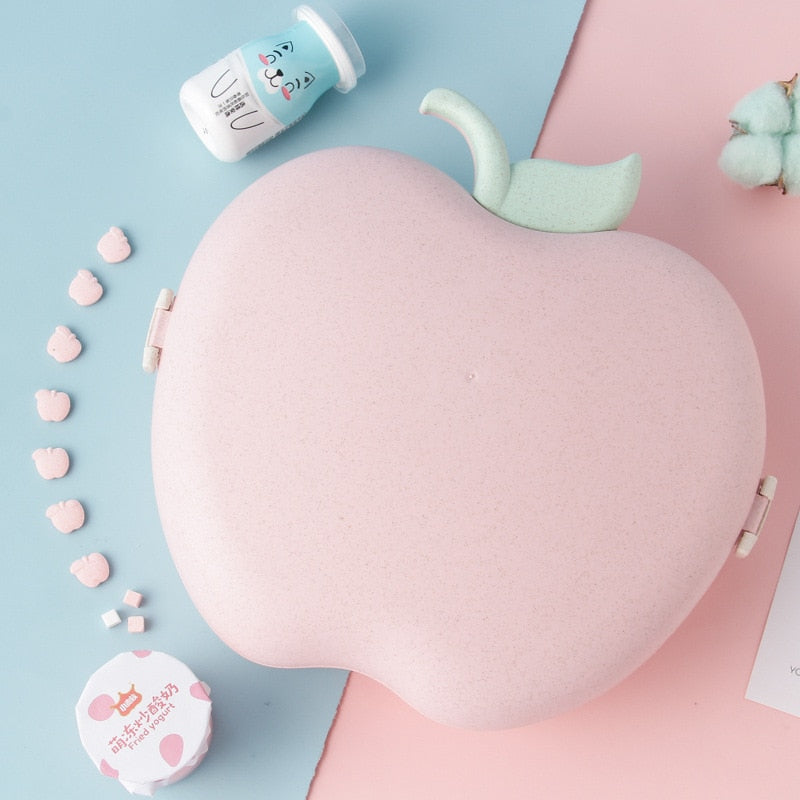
(735, 475, 778, 558)
(142, 288, 175, 373)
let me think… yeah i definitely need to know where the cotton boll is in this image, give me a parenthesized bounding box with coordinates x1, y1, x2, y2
(728, 81, 792, 135)
(718, 133, 783, 188)
(791, 91, 800, 133)
(779, 134, 800, 194)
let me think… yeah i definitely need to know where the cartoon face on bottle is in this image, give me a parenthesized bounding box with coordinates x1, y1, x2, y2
(259, 64, 285, 95)
(256, 51, 316, 102)
(179, 7, 364, 161)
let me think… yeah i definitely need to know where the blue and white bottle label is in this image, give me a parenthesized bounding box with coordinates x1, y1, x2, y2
(179, 21, 338, 162)
(240, 22, 338, 126)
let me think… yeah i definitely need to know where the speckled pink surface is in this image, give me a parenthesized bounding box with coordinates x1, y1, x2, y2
(309, 3, 800, 798)
(151, 146, 764, 729)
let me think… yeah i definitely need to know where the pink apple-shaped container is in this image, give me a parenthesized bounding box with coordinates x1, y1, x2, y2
(148, 92, 770, 730)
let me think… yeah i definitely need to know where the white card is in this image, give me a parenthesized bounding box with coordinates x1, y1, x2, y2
(746, 508, 800, 716)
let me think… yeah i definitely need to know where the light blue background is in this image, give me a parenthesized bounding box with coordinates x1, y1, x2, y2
(0, 1, 584, 797)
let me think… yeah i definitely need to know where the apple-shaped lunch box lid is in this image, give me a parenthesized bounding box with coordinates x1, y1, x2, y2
(146, 90, 773, 730)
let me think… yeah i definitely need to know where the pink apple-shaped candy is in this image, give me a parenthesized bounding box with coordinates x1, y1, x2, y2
(34, 389, 71, 421)
(68, 269, 103, 306)
(70, 553, 110, 587)
(32, 447, 69, 479)
(97, 226, 131, 263)
(47, 325, 82, 362)
(46, 499, 85, 533)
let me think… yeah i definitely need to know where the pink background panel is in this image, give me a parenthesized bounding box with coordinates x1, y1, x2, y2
(310, 0, 800, 797)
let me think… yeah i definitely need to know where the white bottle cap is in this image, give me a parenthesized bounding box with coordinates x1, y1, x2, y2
(293, 3, 366, 92)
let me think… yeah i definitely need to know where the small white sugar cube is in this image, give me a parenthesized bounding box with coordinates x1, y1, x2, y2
(127, 615, 145, 633)
(123, 589, 143, 608)
(101, 609, 121, 628)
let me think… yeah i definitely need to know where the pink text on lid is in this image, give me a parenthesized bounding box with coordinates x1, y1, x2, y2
(105, 681, 181, 756)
